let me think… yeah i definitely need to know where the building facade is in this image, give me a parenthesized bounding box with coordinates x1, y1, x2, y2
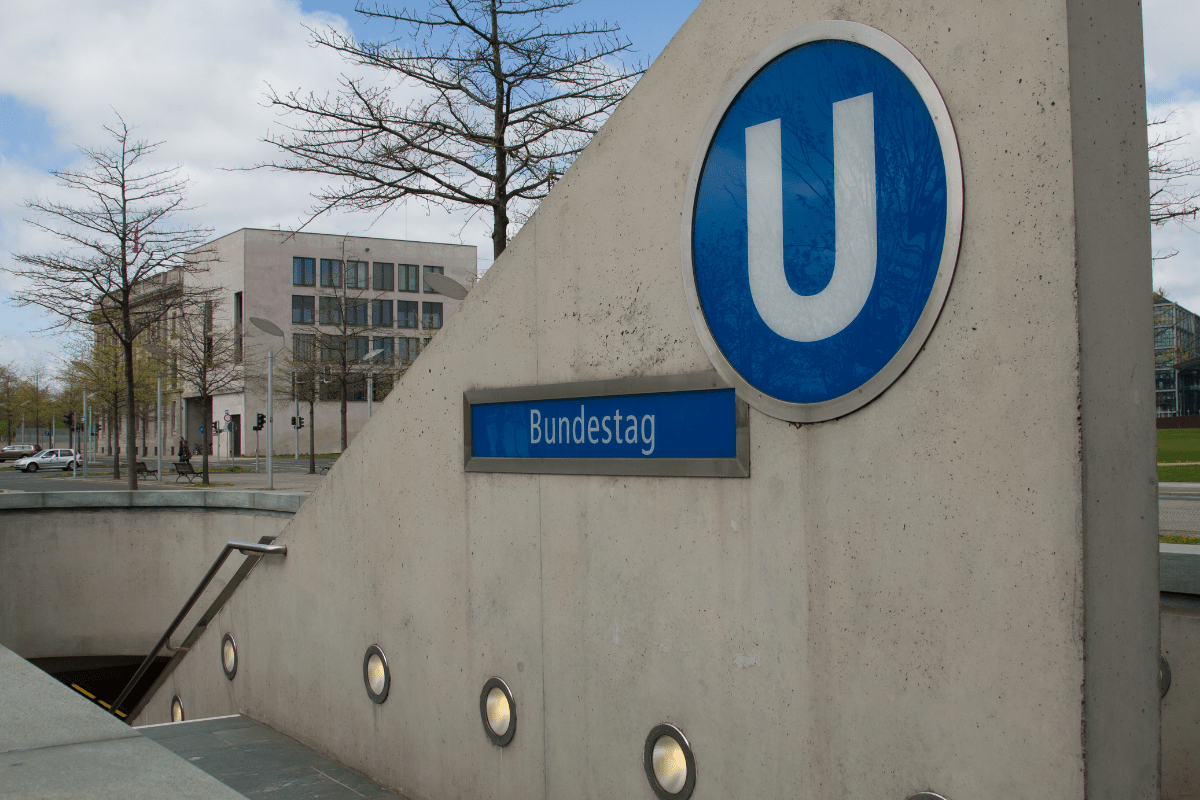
(99, 229, 476, 456)
(1155, 292, 1200, 417)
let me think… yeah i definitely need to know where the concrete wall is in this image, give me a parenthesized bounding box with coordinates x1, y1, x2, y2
(139, 2, 1157, 798)
(0, 493, 301, 659)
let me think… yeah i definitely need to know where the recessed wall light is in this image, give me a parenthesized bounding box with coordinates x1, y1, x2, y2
(1161, 653, 1172, 699)
(222, 633, 237, 680)
(643, 723, 695, 800)
(907, 793, 951, 800)
(171, 695, 185, 722)
(479, 677, 516, 746)
(363, 645, 390, 704)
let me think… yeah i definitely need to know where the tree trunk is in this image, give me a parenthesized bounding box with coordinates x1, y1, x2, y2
(111, 405, 120, 480)
(202, 394, 212, 484)
(308, 395, 316, 475)
(490, 0, 508, 259)
(340, 384, 347, 452)
(122, 337, 139, 490)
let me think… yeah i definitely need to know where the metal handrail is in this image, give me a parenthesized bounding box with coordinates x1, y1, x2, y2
(110, 536, 287, 721)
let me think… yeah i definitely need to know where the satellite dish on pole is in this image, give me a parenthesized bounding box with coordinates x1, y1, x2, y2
(422, 272, 469, 300)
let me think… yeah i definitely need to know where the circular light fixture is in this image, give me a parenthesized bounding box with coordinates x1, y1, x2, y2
(907, 794, 951, 800)
(363, 645, 390, 704)
(171, 695, 185, 722)
(479, 677, 516, 746)
(1161, 653, 1172, 699)
(221, 633, 237, 680)
(643, 723, 696, 800)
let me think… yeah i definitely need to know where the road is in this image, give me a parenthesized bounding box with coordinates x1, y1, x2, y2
(0, 455, 337, 493)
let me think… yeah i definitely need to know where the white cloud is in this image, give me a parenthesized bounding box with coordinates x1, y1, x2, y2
(0, 0, 493, 369)
(1144, 0, 1200, 101)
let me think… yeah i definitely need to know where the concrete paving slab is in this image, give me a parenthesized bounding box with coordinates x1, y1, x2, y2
(141, 715, 407, 799)
(0, 736, 248, 800)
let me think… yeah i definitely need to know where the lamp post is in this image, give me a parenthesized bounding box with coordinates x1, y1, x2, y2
(293, 371, 299, 461)
(81, 391, 88, 479)
(145, 344, 169, 483)
(19, 401, 28, 446)
(249, 317, 286, 490)
(363, 348, 386, 420)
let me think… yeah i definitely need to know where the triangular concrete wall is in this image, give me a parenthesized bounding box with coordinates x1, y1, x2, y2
(139, 1, 1157, 798)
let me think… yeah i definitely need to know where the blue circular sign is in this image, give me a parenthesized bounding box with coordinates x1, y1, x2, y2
(682, 22, 962, 422)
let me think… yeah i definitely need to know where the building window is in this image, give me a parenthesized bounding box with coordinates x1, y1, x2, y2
(319, 296, 342, 325)
(1158, 370, 1177, 391)
(400, 337, 420, 365)
(346, 298, 369, 326)
(399, 264, 420, 292)
(234, 291, 243, 363)
(422, 265, 444, 293)
(372, 262, 394, 291)
(397, 300, 418, 328)
(293, 257, 315, 286)
(348, 336, 370, 361)
(321, 334, 343, 363)
(1158, 391, 1179, 416)
(422, 301, 443, 329)
(371, 299, 393, 327)
(292, 295, 314, 324)
(320, 259, 342, 287)
(372, 337, 395, 363)
(347, 260, 369, 289)
(346, 374, 367, 402)
(294, 333, 315, 361)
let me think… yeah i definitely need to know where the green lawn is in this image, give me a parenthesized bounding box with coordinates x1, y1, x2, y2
(1159, 464, 1200, 482)
(1158, 428, 1200, 463)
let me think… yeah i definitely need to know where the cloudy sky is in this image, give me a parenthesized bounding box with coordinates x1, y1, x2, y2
(1, 0, 1197, 370)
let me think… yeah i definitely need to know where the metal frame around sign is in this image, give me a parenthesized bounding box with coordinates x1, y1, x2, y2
(680, 20, 964, 423)
(463, 372, 750, 477)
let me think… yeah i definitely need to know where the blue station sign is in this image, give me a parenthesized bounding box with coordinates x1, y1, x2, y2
(682, 21, 963, 422)
(464, 374, 749, 477)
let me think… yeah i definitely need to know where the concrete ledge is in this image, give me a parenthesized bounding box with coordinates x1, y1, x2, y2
(1161, 543, 1200, 596)
(0, 491, 306, 518)
(0, 643, 246, 799)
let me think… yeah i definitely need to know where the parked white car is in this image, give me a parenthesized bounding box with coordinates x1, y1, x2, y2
(14, 449, 83, 472)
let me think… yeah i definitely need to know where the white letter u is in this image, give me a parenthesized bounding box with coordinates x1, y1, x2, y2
(745, 93, 877, 342)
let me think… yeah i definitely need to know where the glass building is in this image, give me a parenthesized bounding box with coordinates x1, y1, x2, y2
(1155, 292, 1200, 417)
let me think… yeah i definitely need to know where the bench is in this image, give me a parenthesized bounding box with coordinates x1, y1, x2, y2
(174, 462, 198, 484)
(136, 461, 160, 481)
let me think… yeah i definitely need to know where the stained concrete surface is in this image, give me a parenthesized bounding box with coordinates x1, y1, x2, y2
(140, 716, 406, 800)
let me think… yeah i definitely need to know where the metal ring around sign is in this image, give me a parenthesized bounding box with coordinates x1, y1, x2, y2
(680, 20, 964, 423)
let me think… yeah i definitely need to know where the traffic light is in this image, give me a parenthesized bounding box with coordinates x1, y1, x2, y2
(297, 416, 305, 430)
(94, 422, 101, 435)
(213, 420, 220, 434)
(290, 416, 296, 427)
(254, 413, 266, 431)
(63, 412, 73, 428)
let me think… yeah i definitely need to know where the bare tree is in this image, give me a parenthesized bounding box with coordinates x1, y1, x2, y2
(167, 298, 242, 484)
(262, 0, 641, 258)
(6, 118, 215, 489)
(1150, 115, 1200, 261)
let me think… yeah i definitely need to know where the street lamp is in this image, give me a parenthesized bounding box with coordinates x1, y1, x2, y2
(422, 272, 470, 300)
(18, 401, 28, 447)
(145, 343, 169, 482)
(362, 348, 386, 420)
(249, 317, 286, 490)
(69, 362, 90, 477)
